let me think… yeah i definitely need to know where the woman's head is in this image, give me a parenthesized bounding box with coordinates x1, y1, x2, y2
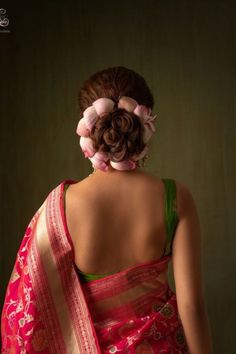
(77, 66, 156, 171)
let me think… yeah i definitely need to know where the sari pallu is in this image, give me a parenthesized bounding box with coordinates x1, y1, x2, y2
(1, 179, 189, 353)
(1, 180, 100, 353)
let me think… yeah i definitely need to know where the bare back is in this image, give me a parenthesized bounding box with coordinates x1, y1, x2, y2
(64, 170, 169, 274)
(64, 170, 214, 353)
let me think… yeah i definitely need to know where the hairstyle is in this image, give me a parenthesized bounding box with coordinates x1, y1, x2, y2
(78, 66, 155, 168)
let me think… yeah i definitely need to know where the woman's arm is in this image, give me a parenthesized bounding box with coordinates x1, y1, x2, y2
(172, 181, 214, 354)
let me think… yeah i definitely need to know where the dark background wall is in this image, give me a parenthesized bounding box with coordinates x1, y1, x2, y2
(1, 1, 235, 352)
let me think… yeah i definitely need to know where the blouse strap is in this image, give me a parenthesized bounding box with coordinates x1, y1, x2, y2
(161, 178, 179, 256)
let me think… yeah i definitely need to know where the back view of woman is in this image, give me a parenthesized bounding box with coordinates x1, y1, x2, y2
(1, 66, 213, 353)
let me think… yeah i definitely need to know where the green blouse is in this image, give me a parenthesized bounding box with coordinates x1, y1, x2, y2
(63, 178, 178, 283)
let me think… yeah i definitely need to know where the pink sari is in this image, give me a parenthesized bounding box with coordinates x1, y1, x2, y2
(1, 179, 189, 353)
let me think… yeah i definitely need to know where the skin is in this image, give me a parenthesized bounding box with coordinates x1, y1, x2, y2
(65, 165, 213, 354)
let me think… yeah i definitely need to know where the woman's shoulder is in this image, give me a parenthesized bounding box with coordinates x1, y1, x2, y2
(173, 179, 197, 219)
(145, 176, 196, 219)
(64, 174, 195, 213)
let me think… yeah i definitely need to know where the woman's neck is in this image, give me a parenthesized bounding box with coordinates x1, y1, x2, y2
(90, 165, 143, 178)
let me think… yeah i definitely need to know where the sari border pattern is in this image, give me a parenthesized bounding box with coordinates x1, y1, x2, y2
(45, 180, 101, 353)
(28, 200, 68, 352)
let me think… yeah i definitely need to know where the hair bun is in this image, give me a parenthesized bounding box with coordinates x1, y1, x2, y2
(89, 108, 146, 163)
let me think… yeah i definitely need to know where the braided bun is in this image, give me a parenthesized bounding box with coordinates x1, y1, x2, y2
(89, 108, 146, 163)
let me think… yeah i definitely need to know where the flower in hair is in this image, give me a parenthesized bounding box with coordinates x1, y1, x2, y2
(133, 105, 157, 143)
(88, 151, 110, 172)
(76, 98, 115, 137)
(76, 96, 157, 171)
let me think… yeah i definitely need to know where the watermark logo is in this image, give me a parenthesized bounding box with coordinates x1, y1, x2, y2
(0, 8, 10, 33)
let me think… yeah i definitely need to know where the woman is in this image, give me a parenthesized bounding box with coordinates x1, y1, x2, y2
(1, 66, 213, 353)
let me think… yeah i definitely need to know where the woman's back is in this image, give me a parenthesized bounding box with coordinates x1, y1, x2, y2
(65, 169, 213, 353)
(65, 169, 172, 275)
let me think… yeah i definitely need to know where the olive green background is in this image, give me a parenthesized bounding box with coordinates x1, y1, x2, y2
(1, 1, 235, 352)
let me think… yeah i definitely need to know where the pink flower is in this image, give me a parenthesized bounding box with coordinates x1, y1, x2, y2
(133, 105, 157, 143)
(83, 106, 99, 130)
(92, 97, 115, 116)
(133, 105, 151, 120)
(76, 118, 90, 137)
(118, 96, 139, 112)
(88, 151, 110, 171)
(79, 136, 96, 158)
(110, 159, 136, 171)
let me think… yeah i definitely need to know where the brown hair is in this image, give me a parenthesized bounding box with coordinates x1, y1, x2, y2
(78, 66, 155, 167)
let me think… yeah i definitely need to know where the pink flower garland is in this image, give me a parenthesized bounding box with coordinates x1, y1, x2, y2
(76, 96, 157, 171)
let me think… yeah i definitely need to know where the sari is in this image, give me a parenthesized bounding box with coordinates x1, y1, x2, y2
(1, 179, 189, 353)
